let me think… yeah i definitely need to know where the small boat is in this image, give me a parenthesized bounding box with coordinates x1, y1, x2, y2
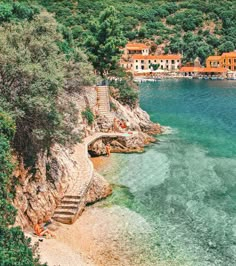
(210, 76, 218, 80)
(203, 76, 209, 80)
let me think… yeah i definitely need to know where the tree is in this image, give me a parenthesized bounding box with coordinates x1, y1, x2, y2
(0, 110, 42, 266)
(218, 41, 235, 54)
(85, 6, 126, 77)
(0, 12, 66, 162)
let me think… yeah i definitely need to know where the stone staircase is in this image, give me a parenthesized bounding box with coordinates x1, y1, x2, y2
(53, 195, 87, 224)
(53, 142, 94, 224)
(52, 132, 131, 224)
(97, 86, 113, 120)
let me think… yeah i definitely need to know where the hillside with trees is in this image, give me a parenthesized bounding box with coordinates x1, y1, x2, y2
(36, 0, 236, 64)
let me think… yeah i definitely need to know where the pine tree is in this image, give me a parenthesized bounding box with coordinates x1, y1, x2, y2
(85, 6, 126, 77)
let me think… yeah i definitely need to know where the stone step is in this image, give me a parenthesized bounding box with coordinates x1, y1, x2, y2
(99, 109, 109, 111)
(63, 195, 81, 200)
(98, 99, 108, 103)
(54, 210, 76, 216)
(98, 106, 109, 108)
(99, 107, 109, 110)
(97, 94, 108, 97)
(97, 88, 108, 91)
(61, 199, 80, 205)
(53, 215, 73, 224)
(57, 205, 78, 210)
(97, 92, 108, 95)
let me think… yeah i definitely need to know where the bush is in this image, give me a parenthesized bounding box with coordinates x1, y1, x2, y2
(82, 107, 94, 125)
(110, 79, 138, 108)
(0, 110, 42, 265)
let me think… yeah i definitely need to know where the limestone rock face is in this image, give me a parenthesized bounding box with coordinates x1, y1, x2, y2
(86, 171, 112, 204)
(88, 139, 106, 156)
(12, 87, 163, 228)
(13, 144, 75, 228)
(110, 97, 163, 134)
(88, 132, 156, 156)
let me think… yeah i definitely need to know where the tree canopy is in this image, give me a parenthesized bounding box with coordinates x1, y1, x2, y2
(85, 6, 126, 76)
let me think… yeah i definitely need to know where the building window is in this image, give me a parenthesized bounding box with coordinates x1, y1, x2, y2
(161, 65, 163, 69)
(177, 60, 179, 63)
(141, 65, 144, 70)
(234, 59, 236, 63)
(148, 60, 151, 63)
(136, 60, 138, 63)
(171, 60, 175, 64)
(229, 66, 231, 70)
(166, 60, 169, 63)
(141, 60, 144, 64)
(161, 60, 163, 63)
(229, 59, 231, 64)
(131, 64, 133, 67)
(136, 65, 138, 70)
(154, 60, 156, 63)
(234, 66, 236, 70)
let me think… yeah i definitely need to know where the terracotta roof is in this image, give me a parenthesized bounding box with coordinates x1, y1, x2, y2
(156, 54, 182, 60)
(206, 56, 222, 61)
(126, 42, 149, 50)
(221, 52, 236, 57)
(131, 54, 182, 60)
(179, 67, 228, 73)
(132, 55, 159, 60)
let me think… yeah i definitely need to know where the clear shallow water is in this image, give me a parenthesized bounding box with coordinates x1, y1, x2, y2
(99, 80, 236, 265)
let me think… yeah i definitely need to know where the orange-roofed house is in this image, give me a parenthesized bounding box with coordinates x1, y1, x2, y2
(206, 52, 236, 71)
(221, 52, 236, 71)
(123, 42, 150, 59)
(131, 54, 182, 72)
(206, 56, 222, 68)
(120, 42, 182, 73)
(156, 55, 182, 71)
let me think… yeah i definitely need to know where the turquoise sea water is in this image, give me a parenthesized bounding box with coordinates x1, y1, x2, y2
(99, 80, 236, 265)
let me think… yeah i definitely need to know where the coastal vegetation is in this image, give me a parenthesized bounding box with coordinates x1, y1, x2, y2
(37, 0, 236, 63)
(0, 110, 42, 265)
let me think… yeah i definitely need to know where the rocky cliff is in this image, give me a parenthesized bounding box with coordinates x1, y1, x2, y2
(13, 87, 163, 229)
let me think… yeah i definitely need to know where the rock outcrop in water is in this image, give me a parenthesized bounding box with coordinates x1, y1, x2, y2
(12, 87, 163, 228)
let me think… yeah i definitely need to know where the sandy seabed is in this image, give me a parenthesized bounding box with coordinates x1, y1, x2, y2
(31, 203, 161, 266)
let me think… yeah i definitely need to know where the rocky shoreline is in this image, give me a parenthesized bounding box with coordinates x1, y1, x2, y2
(11, 85, 164, 265)
(13, 86, 163, 229)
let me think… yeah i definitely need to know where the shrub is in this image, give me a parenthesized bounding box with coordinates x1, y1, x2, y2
(82, 107, 94, 125)
(110, 79, 138, 108)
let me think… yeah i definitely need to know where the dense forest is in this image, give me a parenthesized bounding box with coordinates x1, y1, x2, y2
(37, 0, 236, 63)
(0, 0, 235, 265)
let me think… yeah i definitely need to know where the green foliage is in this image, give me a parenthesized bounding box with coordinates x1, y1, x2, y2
(85, 6, 126, 76)
(82, 107, 94, 125)
(0, 110, 41, 265)
(110, 102, 117, 111)
(0, 227, 42, 266)
(0, 12, 66, 160)
(218, 41, 235, 54)
(110, 74, 138, 108)
(0, 110, 16, 227)
(38, 0, 236, 63)
(0, 2, 39, 23)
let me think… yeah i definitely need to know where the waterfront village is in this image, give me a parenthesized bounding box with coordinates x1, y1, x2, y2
(119, 42, 236, 81)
